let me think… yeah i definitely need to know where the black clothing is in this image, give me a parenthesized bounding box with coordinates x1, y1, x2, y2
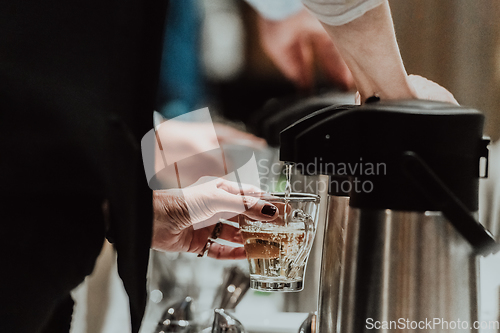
(0, 0, 168, 331)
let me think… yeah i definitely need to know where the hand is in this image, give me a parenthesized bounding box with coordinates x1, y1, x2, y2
(154, 120, 267, 188)
(355, 75, 458, 105)
(152, 177, 278, 259)
(319, 2, 416, 102)
(407, 74, 458, 105)
(257, 8, 354, 91)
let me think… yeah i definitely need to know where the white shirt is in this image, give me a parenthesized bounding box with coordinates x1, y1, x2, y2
(246, 0, 385, 25)
(302, 0, 385, 26)
(244, 0, 304, 21)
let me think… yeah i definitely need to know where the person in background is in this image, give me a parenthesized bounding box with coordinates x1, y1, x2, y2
(255, 5, 355, 91)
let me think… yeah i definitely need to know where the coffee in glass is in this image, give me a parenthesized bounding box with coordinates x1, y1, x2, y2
(239, 193, 320, 292)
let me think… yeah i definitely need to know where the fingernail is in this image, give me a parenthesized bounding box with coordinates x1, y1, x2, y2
(261, 204, 277, 216)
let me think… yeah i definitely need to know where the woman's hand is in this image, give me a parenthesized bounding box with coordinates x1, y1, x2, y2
(151, 177, 278, 259)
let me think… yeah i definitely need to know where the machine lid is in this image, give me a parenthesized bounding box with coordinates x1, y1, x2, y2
(280, 99, 486, 211)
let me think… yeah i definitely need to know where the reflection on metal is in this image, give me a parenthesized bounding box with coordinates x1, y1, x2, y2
(156, 296, 196, 333)
(212, 309, 245, 333)
(317, 195, 349, 333)
(212, 266, 250, 310)
(298, 312, 316, 333)
(336, 208, 478, 333)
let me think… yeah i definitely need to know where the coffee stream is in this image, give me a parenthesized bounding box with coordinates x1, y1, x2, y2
(284, 163, 293, 226)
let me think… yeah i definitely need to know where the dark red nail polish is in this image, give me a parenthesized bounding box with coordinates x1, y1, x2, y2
(261, 205, 277, 216)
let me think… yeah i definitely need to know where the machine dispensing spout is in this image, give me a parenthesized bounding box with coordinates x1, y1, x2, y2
(279, 105, 355, 168)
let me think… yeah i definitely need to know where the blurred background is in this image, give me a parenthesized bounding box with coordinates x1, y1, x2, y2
(391, 0, 500, 141)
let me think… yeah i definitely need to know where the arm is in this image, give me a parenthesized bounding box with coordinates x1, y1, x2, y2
(311, 1, 417, 102)
(303, 0, 457, 105)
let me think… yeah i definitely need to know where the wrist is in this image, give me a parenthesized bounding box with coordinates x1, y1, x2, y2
(358, 76, 417, 103)
(153, 189, 190, 232)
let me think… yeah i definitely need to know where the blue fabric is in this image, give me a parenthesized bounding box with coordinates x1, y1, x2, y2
(158, 0, 204, 118)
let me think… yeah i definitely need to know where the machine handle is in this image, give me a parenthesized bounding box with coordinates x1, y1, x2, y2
(401, 151, 499, 256)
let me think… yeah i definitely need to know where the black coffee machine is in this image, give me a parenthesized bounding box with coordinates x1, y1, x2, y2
(280, 99, 498, 333)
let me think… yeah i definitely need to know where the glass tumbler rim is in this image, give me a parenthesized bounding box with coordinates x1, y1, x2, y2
(244, 192, 320, 203)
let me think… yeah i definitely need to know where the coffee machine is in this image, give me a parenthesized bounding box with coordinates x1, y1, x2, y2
(280, 100, 498, 332)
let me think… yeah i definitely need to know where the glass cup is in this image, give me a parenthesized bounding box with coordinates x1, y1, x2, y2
(239, 193, 320, 292)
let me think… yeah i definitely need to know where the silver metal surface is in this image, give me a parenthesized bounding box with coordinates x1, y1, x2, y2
(155, 296, 196, 333)
(337, 208, 478, 333)
(212, 266, 250, 310)
(298, 312, 316, 333)
(316, 195, 350, 333)
(212, 309, 245, 333)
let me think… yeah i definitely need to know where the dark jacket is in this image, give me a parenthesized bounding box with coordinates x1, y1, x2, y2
(0, 0, 167, 331)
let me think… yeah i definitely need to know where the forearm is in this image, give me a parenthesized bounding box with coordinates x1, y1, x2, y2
(312, 2, 417, 102)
